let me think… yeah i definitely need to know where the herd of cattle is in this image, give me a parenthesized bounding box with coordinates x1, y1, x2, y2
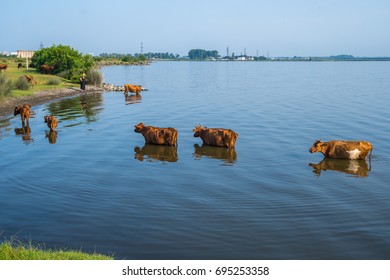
(14, 104, 58, 131)
(11, 82, 373, 160)
(0, 63, 55, 74)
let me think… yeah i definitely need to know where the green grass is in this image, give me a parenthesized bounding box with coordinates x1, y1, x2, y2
(0, 240, 113, 260)
(1, 57, 75, 98)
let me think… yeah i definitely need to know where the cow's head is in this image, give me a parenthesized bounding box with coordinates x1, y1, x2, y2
(134, 122, 145, 133)
(309, 139, 324, 153)
(14, 106, 21, 116)
(193, 124, 206, 137)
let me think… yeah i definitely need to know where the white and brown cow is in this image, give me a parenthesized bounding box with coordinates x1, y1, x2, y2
(309, 139, 373, 160)
(134, 123, 178, 146)
(193, 125, 238, 148)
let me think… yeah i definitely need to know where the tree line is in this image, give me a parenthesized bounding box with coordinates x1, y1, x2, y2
(188, 49, 219, 60)
(99, 50, 220, 60)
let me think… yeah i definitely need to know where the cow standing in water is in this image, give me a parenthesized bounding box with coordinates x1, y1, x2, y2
(124, 84, 142, 95)
(14, 104, 31, 125)
(134, 123, 178, 146)
(44, 116, 58, 131)
(309, 139, 373, 160)
(193, 125, 238, 148)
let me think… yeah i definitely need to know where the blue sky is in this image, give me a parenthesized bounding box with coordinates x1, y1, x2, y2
(1, 0, 389, 57)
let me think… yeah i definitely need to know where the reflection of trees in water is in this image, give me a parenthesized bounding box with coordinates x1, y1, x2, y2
(134, 144, 178, 162)
(193, 144, 237, 165)
(0, 117, 12, 140)
(45, 92, 103, 125)
(309, 158, 371, 178)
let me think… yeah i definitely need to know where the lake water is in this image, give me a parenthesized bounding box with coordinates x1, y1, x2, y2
(1, 61, 390, 259)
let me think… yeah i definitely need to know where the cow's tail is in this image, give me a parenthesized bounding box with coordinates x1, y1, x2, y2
(369, 146, 373, 159)
(368, 145, 373, 171)
(174, 130, 178, 146)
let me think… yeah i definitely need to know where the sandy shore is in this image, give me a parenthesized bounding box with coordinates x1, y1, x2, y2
(0, 86, 103, 117)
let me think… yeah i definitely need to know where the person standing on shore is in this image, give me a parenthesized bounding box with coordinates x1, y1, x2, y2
(80, 73, 86, 90)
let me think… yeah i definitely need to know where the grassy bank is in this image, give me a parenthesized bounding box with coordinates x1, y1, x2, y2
(0, 240, 113, 260)
(0, 57, 74, 99)
(0, 57, 105, 117)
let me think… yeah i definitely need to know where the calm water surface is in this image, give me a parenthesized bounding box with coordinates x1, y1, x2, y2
(1, 61, 390, 259)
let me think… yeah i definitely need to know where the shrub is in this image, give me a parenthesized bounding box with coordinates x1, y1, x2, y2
(14, 76, 31, 90)
(0, 73, 13, 97)
(32, 44, 95, 76)
(57, 70, 71, 80)
(121, 55, 133, 62)
(86, 69, 103, 87)
(47, 77, 61, 85)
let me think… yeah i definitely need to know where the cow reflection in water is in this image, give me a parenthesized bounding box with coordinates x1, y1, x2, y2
(193, 144, 237, 165)
(45, 130, 58, 144)
(134, 144, 178, 162)
(124, 92, 142, 105)
(309, 158, 371, 178)
(14, 123, 33, 144)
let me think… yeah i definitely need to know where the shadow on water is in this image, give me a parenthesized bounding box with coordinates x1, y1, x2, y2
(309, 158, 371, 178)
(124, 93, 142, 105)
(45, 92, 104, 125)
(192, 144, 237, 165)
(14, 123, 34, 144)
(134, 144, 178, 162)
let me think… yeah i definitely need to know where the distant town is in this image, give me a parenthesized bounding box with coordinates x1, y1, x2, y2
(2, 48, 390, 62)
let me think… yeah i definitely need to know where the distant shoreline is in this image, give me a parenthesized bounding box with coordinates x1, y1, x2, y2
(152, 57, 390, 62)
(1, 58, 388, 117)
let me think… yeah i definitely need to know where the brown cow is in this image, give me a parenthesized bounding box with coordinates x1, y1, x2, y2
(40, 64, 54, 74)
(134, 123, 178, 146)
(14, 104, 31, 125)
(44, 115, 58, 131)
(193, 125, 238, 148)
(124, 84, 142, 94)
(0, 64, 7, 71)
(309, 139, 373, 160)
(25, 75, 37, 85)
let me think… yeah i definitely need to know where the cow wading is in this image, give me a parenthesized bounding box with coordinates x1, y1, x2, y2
(309, 139, 373, 160)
